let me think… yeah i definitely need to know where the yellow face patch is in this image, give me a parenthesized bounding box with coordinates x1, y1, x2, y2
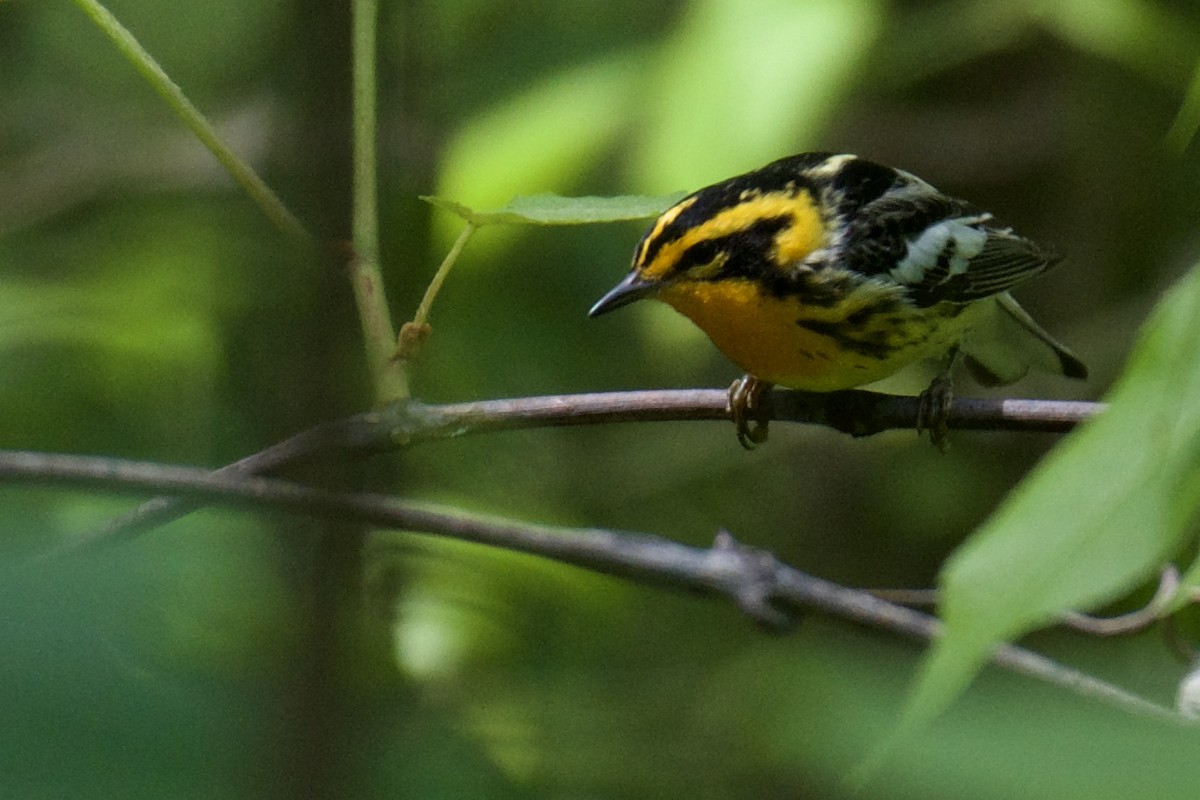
(770, 194, 827, 266)
(634, 196, 696, 269)
(638, 189, 827, 281)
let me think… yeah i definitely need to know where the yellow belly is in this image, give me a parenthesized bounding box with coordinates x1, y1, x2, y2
(659, 278, 979, 391)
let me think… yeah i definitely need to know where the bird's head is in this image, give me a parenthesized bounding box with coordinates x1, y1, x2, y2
(589, 162, 831, 318)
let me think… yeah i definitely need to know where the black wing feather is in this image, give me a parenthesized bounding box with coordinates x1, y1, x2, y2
(913, 231, 1058, 305)
(837, 182, 1058, 306)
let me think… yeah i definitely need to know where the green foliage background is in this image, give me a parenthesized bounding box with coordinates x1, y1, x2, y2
(1, 0, 1199, 797)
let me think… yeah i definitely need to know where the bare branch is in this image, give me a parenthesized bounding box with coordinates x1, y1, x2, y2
(395, 389, 1102, 443)
(72, 411, 395, 550)
(79, 388, 1104, 551)
(3, 448, 1182, 724)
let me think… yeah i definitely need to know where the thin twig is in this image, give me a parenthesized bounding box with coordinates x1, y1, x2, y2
(873, 568, 1191, 638)
(1, 449, 1182, 724)
(54, 411, 395, 554)
(1060, 566, 1181, 636)
(70, 0, 310, 242)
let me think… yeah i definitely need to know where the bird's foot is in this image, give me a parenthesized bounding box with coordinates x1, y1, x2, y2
(916, 371, 953, 452)
(729, 375, 773, 450)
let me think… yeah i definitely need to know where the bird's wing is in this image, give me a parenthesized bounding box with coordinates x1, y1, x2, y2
(837, 185, 1059, 307)
(895, 225, 1060, 306)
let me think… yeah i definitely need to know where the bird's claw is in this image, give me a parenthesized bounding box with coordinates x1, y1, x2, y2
(916, 371, 953, 451)
(729, 375, 772, 450)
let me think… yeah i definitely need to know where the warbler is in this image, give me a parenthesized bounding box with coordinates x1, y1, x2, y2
(589, 152, 1087, 447)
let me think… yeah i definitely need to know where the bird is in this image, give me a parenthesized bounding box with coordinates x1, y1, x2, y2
(589, 152, 1087, 448)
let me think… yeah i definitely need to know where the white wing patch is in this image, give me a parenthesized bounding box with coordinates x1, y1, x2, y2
(890, 216, 991, 285)
(807, 153, 857, 178)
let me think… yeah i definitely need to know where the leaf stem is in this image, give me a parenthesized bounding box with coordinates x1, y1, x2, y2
(411, 222, 478, 330)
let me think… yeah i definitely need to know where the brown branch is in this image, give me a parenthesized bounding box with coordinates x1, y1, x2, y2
(1, 448, 1182, 724)
(66, 410, 394, 551)
(394, 389, 1102, 443)
(75, 388, 1103, 553)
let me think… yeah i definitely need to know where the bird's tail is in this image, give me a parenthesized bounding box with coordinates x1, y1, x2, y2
(960, 293, 1088, 386)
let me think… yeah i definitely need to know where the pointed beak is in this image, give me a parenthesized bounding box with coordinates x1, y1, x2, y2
(588, 272, 661, 317)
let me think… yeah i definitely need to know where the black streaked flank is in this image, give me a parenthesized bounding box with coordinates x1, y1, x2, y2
(778, 270, 856, 307)
(795, 318, 895, 359)
(844, 306, 874, 328)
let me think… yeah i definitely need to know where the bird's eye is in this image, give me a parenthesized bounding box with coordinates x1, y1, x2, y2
(676, 240, 728, 280)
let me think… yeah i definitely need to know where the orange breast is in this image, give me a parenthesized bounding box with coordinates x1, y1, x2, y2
(658, 279, 975, 391)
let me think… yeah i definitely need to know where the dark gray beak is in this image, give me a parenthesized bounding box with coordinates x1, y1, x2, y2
(588, 272, 661, 317)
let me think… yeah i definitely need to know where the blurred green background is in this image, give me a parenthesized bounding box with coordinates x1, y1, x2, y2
(2, 0, 1199, 797)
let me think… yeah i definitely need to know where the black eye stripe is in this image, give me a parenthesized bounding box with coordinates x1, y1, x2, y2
(674, 238, 723, 271)
(636, 154, 838, 268)
(669, 215, 794, 278)
(638, 202, 721, 267)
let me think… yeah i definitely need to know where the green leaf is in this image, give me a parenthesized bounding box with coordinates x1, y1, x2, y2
(421, 192, 685, 227)
(904, 259, 1200, 727)
(435, 54, 639, 215)
(1166, 55, 1200, 154)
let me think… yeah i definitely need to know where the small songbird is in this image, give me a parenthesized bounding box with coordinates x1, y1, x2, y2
(589, 152, 1087, 447)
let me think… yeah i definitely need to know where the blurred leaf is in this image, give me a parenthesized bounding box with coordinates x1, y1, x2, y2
(903, 260, 1200, 727)
(1166, 56, 1200, 154)
(421, 192, 684, 227)
(872, 2, 1030, 88)
(435, 53, 640, 219)
(630, 0, 884, 192)
(0, 207, 243, 457)
(379, 530, 627, 682)
(1176, 540, 1200, 611)
(45, 0, 284, 95)
(1041, 0, 1200, 85)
